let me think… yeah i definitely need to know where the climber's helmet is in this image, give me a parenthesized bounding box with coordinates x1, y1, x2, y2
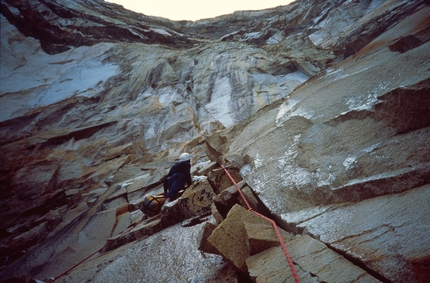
(179, 153, 191, 162)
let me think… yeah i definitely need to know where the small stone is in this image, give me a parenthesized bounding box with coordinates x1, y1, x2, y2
(197, 222, 219, 255)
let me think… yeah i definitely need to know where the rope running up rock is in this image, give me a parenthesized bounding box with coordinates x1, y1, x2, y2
(220, 164, 300, 283)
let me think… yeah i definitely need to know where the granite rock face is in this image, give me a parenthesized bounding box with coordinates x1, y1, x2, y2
(0, 0, 429, 282)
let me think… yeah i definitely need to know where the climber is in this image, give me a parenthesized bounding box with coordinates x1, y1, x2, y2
(163, 152, 192, 204)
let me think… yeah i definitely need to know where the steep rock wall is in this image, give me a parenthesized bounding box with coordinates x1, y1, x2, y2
(0, 0, 429, 282)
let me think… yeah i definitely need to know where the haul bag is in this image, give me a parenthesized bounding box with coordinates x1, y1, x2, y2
(140, 194, 166, 217)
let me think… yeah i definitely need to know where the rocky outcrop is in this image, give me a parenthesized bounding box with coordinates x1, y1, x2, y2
(0, 0, 429, 282)
(207, 4, 430, 283)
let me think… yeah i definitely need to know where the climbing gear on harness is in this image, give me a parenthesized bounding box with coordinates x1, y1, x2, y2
(140, 194, 166, 216)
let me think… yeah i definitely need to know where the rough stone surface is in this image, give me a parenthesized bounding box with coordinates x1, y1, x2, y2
(247, 234, 381, 283)
(194, 161, 218, 176)
(160, 179, 216, 227)
(280, 184, 430, 283)
(212, 181, 244, 219)
(240, 186, 267, 214)
(211, 202, 224, 225)
(58, 222, 238, 283)
(207, 168, 243, 194)
(207, 205, 269, 273)
(0, 0, 429, 282)
(244, 222, 292, 256)
(197, 221, 219, 255)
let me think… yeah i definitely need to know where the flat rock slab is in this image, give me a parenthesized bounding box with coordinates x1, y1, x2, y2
(247, 234, 381, 283)
(280, 184, 430, 282)
(59, 222, 238, 283)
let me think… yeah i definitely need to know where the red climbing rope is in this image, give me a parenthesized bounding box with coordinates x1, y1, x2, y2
(50, 221, 139, 282)
(220, 164, 300, 283)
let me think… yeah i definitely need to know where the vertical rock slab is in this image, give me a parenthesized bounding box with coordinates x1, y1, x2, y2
(212, 181, 244, 219)
(181, 179, 216, 214)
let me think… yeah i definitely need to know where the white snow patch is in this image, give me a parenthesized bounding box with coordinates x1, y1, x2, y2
(149, 28, 171, 36)
(242, 32, 262, 41)
(145, 126, 156, 140)
(365, 0, 385, 14)
(0, 18, 119, 122)
(343, 156, 356, 170)
(158, 87, 181, 105)
(282, 71, 309, 83)
(315, 166, 337, 187)
(312, 9, 329, 25)
(332, 166, 418, 191)
(276, 99, 298, 126)
(8, 6, 21, 17)
(240, 164, 252, 176)
(205, 76, 235, 127)
(266, 31, 285, 45)
(252, 73, 278, 82)
(279, 165, 312, 189)
(338, 67, 371, 81)
(36, 61, 118, 105)
(220, 30, 240, 41)
(276, 99, 314, 126)
(281, 205, 332, 224)
(346, 81, 390, 112)
(253, 153, 264, 169)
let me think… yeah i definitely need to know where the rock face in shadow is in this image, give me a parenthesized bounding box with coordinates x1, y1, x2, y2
(0, 0, 429, 282)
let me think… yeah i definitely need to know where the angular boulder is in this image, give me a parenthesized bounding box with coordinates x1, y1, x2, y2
(207, 204, 269, 273)
(243, 222, 292, 256)
(197, 222, 219, 255)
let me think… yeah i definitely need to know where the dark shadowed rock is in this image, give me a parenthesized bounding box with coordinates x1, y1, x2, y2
(197, 221, 219, 255)
(207, 168, 243, 194)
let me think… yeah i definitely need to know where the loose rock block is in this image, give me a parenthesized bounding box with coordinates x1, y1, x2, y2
(244, 222, 292, 256)
(197, 222, 219, 255)
(207, 168, 243, 194)
(207, 204, 269, 273)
